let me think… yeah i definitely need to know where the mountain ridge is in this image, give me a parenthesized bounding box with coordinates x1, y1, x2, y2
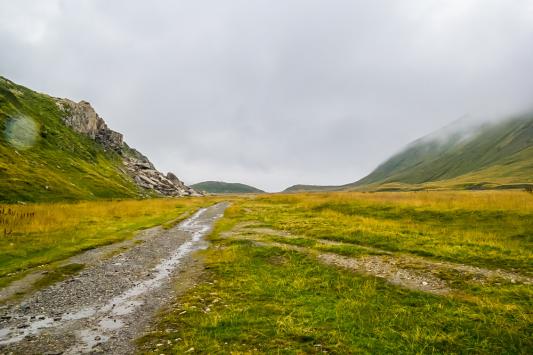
(283, 115, 533, 192)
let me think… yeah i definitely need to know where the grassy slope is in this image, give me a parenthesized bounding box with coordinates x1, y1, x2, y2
(283, 116, 533, 192)
(0, 76, 141, 202)
(350, 115, 533, 189)
(191, 181, 264, 194)
(139, 191, 532, 353)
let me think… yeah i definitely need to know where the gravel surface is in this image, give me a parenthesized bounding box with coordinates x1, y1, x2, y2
(0, 202, 228, 354)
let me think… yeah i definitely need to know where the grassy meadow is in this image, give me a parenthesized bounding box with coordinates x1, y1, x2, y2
(0, 197, 221, 287)
(140, 191, 533, 354)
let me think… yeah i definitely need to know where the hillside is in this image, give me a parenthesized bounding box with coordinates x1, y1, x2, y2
(192, 181, 264, 194)
(348, 115, 533, 190)
(0, 76, 196, 202)
(283, 115, 533, 192)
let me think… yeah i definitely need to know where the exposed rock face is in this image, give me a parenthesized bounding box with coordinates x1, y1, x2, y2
(166, 172, 187, 189)
(166, 172, 200, 196)
(56, 99, 199, 197)
(57, 99, 124, 151)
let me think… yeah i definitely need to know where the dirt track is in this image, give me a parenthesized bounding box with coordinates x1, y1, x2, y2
(0, 202, 228, 354)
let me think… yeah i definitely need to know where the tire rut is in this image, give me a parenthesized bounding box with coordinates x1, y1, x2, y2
(225, 223, 531, 296)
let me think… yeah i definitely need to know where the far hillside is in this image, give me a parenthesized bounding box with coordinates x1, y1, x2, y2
(192, 181, 264, 194)
(284, 115, 533, 192)
(349, 115, 533, 190)
(283, 184, 338, 193)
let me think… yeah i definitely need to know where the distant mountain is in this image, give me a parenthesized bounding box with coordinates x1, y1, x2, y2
(192, 181, 264, 194)
(283, 115, 533, 192)
(282, 184, 338, 193)
(0, 76, 197, 202)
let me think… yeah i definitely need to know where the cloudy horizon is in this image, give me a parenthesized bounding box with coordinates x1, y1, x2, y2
(1, 0, 533, 191)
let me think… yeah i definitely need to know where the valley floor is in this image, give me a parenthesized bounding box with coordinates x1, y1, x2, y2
(140, 191, 532, 354)
(0, 191, 531, 353)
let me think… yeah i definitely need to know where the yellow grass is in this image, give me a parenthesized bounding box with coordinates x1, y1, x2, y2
(0, 198, 209, 236)
(0, 197, 223, 283)
(292, 190, 533, 212)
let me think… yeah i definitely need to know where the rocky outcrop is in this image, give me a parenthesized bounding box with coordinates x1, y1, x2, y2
(166, 172, 188, 190)
(56, 99, 199, 197)
(56, 99, 124, 151)
(123, 147, 200, 196)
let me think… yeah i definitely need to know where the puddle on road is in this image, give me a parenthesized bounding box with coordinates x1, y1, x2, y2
(99, 317, 124, 331)
(0, 316, 55, 345)
(110, 300, 144, 316)
(63, 307, 97, 320)
(0, 205, 226, 350)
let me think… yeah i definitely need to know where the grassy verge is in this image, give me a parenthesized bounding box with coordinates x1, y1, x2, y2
(140, 191, 532, 354)
(0, 197, 221, 286)
(31, 263, 85, 290)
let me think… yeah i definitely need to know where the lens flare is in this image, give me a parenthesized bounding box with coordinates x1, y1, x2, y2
(4, 116, 39, 150)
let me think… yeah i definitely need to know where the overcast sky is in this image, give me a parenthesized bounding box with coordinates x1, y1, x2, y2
(1, 0, 533, 191)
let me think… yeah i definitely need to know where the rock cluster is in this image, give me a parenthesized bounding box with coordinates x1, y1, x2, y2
(56, 99, 199, 197)
(123, 149, 199, 196)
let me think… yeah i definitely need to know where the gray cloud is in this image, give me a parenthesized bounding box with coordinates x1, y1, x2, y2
(1, 0, 533, 191)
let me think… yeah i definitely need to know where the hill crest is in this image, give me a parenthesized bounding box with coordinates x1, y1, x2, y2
(192, 181, 264, 194)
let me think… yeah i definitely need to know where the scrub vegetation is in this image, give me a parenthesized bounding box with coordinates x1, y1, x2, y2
(140, 191, 532, 354)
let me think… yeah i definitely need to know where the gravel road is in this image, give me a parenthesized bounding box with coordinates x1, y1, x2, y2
(0, 202, 228, 354)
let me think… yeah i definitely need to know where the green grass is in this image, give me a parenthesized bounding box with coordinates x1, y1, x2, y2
(314, 242, 387, 257)
(0, 76, 144, 202)
(139, 242, 531, 354)
(140, 191, 532, 354)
